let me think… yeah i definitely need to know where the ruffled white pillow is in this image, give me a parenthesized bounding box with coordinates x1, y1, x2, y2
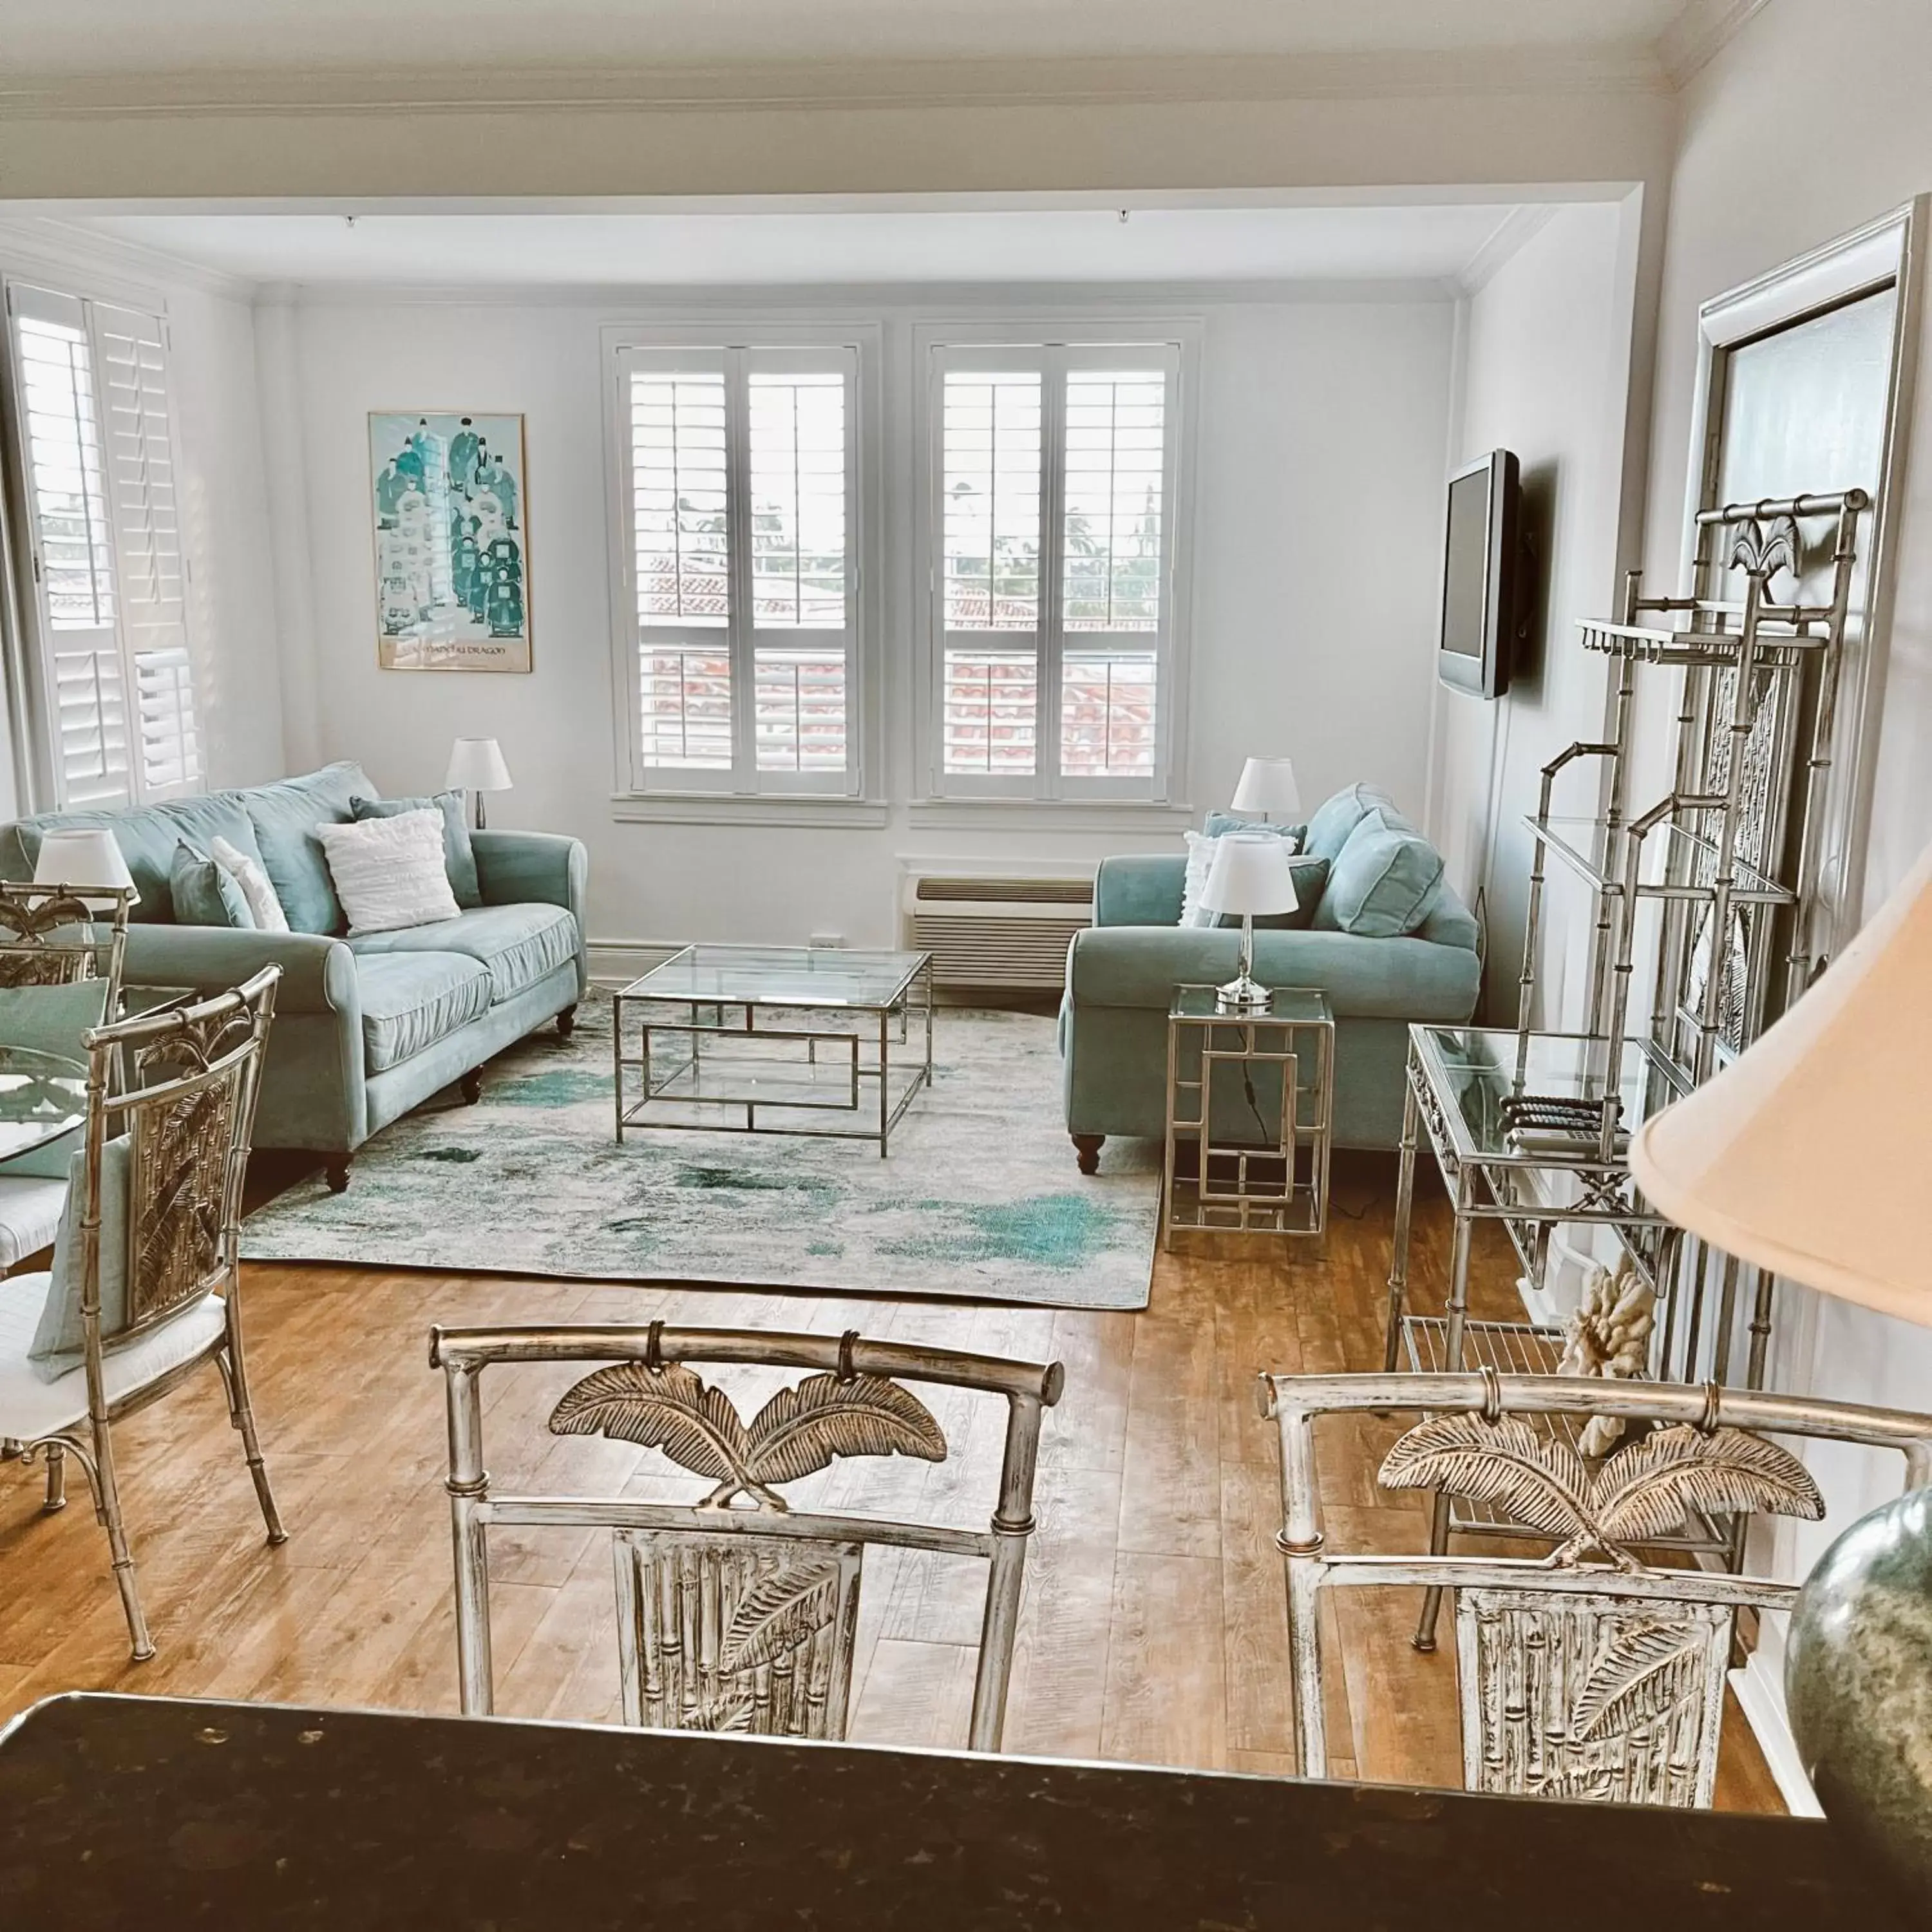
(314, 808, 460, 936)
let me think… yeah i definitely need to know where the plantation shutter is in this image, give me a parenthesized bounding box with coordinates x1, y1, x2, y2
(6, 281, 204, 809)
(94, 302, 200, 798)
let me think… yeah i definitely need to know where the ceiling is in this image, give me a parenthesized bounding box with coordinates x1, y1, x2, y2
(60, 204, 1537, 290)
(6, 1, 1707, 80)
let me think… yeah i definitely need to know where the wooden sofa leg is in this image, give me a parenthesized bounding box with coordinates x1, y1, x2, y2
(1072, 1133, 1105, 1176)
(557, 1004, 577, 1041)
(459, 1070, 483, 1105)
(324, 1160, 352, 1195)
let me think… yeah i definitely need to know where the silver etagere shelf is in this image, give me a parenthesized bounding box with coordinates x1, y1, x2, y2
(1385, 489, 1869, 1631)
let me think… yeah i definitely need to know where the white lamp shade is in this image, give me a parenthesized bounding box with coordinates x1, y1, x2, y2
(446, 737, 513, 793)
(1628, 836, 1932, 1328)
(1231, 756, 1302, 819)
(33, 828, 137, 906)
(1200, 833, 1299, 918)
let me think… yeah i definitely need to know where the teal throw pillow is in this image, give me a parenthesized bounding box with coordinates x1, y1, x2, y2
(28, 1133, 133, 1381)
(169, 839, 256, 930)
(0, 978, 107, 1179)
(1204, 811, 1306, 848)
(351, 791, 482, 909)
(1214, 855, 1329, 932)
(1302, 782, 1403, 866)
(1316, 809, 1446, 938)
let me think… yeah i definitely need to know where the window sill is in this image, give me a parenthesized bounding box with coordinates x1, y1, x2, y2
(611, 793, 891, 829)
(905, 799, 1195, 834)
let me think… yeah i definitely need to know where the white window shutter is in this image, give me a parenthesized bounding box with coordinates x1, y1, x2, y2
(92, 302, 202, 799)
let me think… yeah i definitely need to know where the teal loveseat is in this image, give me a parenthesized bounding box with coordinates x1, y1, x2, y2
(1059, 788, 1480, 1168)
(0, 762, 587, 1189)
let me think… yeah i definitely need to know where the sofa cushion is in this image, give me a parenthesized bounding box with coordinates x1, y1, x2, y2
(1302, 782, 1405, 866)
(355, 951, 493, 1073)
(348, 902, 578, 1005)
(352, 790, 482, 907)
(1, 794, 264, 924)
(1315, 809, 1446, 938)
(171, 840, 254, 929)
(243, 761, 377, 936)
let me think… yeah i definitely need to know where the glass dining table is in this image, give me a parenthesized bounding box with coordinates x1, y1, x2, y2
(0, 1045, 90, 1164)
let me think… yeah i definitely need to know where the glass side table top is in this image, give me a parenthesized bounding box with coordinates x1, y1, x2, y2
(1170, 985, 1332, 1025)
(1413, 1025, 1681, 1166)
(0, 1045, 88, 1163)
(620, 943, 930, 1011)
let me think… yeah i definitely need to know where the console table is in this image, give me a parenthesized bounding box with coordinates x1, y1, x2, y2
(0, 1694, 1908, 1929)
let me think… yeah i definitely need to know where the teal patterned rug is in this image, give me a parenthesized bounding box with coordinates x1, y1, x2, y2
(241, 998, 1158, 1311)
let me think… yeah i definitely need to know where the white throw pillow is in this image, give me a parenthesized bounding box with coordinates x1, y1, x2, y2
(211, 835, 290, 933)
(314, 808, 460, 936)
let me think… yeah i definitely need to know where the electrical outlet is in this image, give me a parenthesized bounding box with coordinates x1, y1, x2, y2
(809, 932, 845, 949)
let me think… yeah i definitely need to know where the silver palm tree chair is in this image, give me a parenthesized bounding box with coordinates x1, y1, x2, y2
(0, 882, 136, 1279)
(430, 1320, 1065, 1750)
(1256, 1367, 1932, 1808)
(0, 965, 285, 1661)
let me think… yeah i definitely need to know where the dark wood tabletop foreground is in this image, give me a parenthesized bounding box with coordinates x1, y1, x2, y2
(0, 1694, 1906, 1930)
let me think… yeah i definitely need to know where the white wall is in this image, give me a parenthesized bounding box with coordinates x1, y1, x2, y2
(1424, 198, 1645, 1028)
(1640, 0, 1932, 1761)
(261, 288, 1455, 952)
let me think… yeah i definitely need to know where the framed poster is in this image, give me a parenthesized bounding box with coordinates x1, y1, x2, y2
(371, 412, 532, 671)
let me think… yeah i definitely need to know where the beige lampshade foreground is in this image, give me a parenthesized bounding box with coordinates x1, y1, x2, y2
(33, 828, 138, 907)
(1201, 833, 1299, 918)
(1628, 835, 1932, 1329)
(1231, 756, 1302, 819)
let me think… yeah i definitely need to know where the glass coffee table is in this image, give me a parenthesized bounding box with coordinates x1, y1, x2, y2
(612, 945, 934, 1157)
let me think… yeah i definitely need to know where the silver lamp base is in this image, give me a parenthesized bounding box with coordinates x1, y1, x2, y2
(1215, 974, 1273, 1013)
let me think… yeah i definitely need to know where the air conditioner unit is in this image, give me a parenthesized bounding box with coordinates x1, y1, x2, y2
(900, 870, 1095, 990)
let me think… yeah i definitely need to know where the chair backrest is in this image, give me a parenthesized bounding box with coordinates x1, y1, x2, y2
(430, 1320, 1065, 1752)
(74, 966, 279, 1353)
(0, 883, 134, 1012)
(1257, 1368, 1932, 1808)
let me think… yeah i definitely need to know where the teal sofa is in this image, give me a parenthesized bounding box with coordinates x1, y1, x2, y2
(0, 762, 588, 1190)
(1059, 788, 1480, 1168)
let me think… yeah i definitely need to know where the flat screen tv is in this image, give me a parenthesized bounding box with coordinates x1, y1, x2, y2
(1438, 449, 1520, 699)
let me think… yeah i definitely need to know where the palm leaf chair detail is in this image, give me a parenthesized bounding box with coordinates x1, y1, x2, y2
(1257, 1368, 1932, 1808)
(431, 1321, 1065, 1752)
(0, 967, 284, 1660)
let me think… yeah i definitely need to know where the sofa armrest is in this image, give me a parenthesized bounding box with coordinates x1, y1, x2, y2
(472, 829, 589, 998)
(1094, 854, 1186, 928)
(122, 926, 359, 1018)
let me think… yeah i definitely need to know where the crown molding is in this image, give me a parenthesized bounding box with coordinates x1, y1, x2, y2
(1656, 0, 1774, 88)
(0, 214, 254, 302)
(1454, 204, 1559, 296)
(0, 46, 1672, 120)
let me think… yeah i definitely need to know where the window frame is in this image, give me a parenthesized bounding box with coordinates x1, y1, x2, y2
(601, 319, 882, 815)
(1, 271, 205, 813)
(913, 317, 1200, 809)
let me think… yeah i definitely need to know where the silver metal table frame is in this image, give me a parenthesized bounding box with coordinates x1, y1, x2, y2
(612, 946, 935, 1158)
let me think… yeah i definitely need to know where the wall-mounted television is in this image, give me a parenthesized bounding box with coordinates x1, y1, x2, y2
(1438, 449, 1521, 699)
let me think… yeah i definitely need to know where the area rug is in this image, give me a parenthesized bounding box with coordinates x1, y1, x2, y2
(241, 997, 1158, 1311)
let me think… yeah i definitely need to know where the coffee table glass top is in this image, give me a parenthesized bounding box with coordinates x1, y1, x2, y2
(1413, 1025, 1686, 1167)
(620, 944, 929, 1011)
(0, 1045, 88, 1164)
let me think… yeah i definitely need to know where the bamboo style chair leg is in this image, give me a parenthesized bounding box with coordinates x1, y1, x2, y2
(219, 1347, 287, 1546)
(90, 1423, 154, 1662)
(43, 1441, 66, 1511)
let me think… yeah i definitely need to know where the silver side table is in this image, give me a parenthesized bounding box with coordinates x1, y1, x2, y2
(1164, 984, 1333, 1249)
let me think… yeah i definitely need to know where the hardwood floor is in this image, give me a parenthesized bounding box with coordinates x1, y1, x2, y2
(0, 1151, 1781, 1809)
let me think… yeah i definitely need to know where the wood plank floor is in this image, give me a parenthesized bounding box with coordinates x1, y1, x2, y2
(0, 1152, 1780, 1809)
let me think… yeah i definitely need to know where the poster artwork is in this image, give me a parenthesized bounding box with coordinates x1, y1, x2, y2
(371, 412, 531, 672)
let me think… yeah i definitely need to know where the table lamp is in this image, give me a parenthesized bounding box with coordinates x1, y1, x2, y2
(1201, 834, 1298, 1012)
(446, 737, 513, 829)
(1230, 757, 1302, 828)
(1629, 835, 1932, 1906)
(32, 828, 138, 911)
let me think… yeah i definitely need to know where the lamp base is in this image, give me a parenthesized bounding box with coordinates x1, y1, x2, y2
(1787, 1485, 1932, 1909)
(1215, 974, 1273, 1013)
